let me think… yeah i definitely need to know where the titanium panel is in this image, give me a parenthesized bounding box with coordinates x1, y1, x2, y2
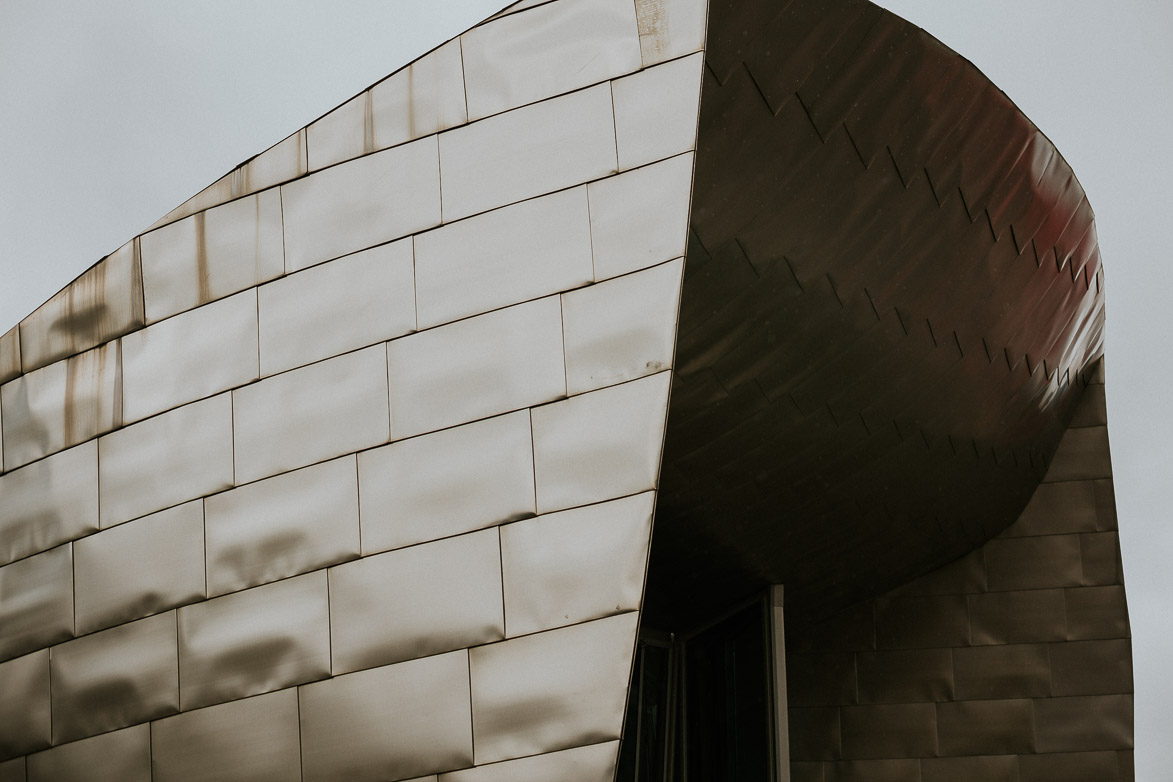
(634, 0, 708, 66)
(414, 186, 593, 329)
(299, 650, 473, 782)
(438, 83, 618, 222)
(233, 345, 389, 484)
(562, 258, 683, 395)
(358, 410, 535, 553)
(501, 492, 653, 637)
(531, 370, 671, 513)
(0, 326, 18, 384)
(177, 571, 330, 710)
(74, 500, 205, 635)
(50, 611, 179, 743)
(0, 651, 50, 760)
(469, 612, 639, 765)
(26, 724, 150, 782)
(204, 456, 359, 597)
(839, 703, 937, 759)
(461, 0, 641, 121)
(258, 239, 415, 376)
(0, 544, 72, 661)
(1, 340, 119, 469)
(0, 758, 22, 782)
(386, 297, 565, 439)
(121, 290, 259, 423)
(438, 740, 620, 782)
(18, 239, 144, 373)
(242, 130, 308, 195)
(0, 440, 97, 567)
(140, 189, 284, 324)
(612, 53, 704, 171)
(1044, 427, 1113, 482)
(306, 90, 367, 172)
(150, 689, 301, 782)
(282, 136, 440, 272)
(588, 153, 694, 281)
(936, 699, 1035, 756)
(97, 393, 234, 528)
(330, 528, 503, 674)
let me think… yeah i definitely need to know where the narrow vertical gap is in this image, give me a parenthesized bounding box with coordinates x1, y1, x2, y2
(296, 686, 307, 782)
(558, 296, 570, 399)
(434, 134, 445, 225)
(527, 408, 539, 518)
(466, 650, 477, 767)
(585, 185, 599, 282)
(458, 37, 471, 123)
(497, 526, 507, 639)
(353, 455, 363, 557)
(609, 81, 621, 172)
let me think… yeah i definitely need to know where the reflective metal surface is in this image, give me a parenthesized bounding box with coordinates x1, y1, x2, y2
(0, 651, 50, 760)
(612, 52, 704, 171)
(0, 327, 19, 385)
(439, 741, 620, 782)
(26, 724, 150, 782)
(634, 0, 708, 67)
(0, 544, 73, 661)
(461, 0, 640, 121)
(0, 440, 97, 567)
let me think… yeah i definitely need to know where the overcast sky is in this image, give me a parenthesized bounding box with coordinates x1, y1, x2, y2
(1, 1, 1168, 774)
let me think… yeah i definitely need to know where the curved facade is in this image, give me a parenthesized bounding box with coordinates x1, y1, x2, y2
(0, 0, 1130, 780)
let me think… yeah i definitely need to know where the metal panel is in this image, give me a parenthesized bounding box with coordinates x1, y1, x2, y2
(0, 757, 24, 782)
(634, 0, 708, 67)
(414, 186, 593, 329)
(501, 492, 653, 637)
(1034, 694, 1133, 753)
(307, 90, 368, 173)
(1066, 585, 1131, 641)
(969, 589, 1067, 645)
(386, 297, 565, 440)
(936, 699, 1035, 756)
(233, 345, 389, 484)
(0, 544, 72, 661)
(587, 152, 693, 281)
(122, 289, 259, 423)
(439, 83, 617, 222)
(151, 689, 301, 782)
(1044, 426, 1113, 482)
(330, 529, 503, 675)
(97, 393, 234, 528)
(1, 340, 120, 469)
(1019, 751, 1122, 782)
(177, 571, 330, 710)
(300, 650, 473, 782)
(358, 410, 535, 553)
(469, 612, 638, 765)
(50, 611, 178, 743)
(243, 131, 308, 195)
(921, 756, 1018, 782)
(461, 0, 641, 121)
(438, 741, 620, 782)
(1050, 639, 1134, 697)
(0, 326, 20, 384)
(855, 648, 953, 704)
(140, 189, 284, 324)
(952, 643, 1051, 700)
(873, 594, 969, 649)
(258, 238, 415, 376)
(18, 238, 144, 373)
(0, 650, 50, 760)
(985, 534, 1083, 591)
(531, 371, 670, 513)
(613, 53, 704, 170)
(73, 500, 205, 636)
(204, 456, 359, 597)
(0, 440, 97, 567)
(282, 136, 440, 272)
(562, 258, 683, 395)
(26, 724, 150, 782)
(1008, 480, 1099, 537)
(839, 703, 937, 759)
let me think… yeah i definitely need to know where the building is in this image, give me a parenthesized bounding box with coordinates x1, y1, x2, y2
(0, 0, 1131, 779)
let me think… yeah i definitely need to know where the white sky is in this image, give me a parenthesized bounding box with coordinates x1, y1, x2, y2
(1, 0, 1168, 774)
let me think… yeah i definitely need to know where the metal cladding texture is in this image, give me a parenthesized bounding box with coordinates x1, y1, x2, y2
(0, 0, 700, 775)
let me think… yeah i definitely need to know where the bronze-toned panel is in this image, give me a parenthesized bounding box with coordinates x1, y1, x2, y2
(1006, 480, 1098, 537)
(1043, 427, 1111, 482)
(786, 653, 858, 707)
(790, 761, 826, 782)
(1034, 694, 1133, 753)
(856, 649, 952, 704)
(984, 535, 1083, 591)
(27, 724, 150, 782)
(788, 601, 876, 653)
(1065, 586, 1130, 641)
(1080, 532, 1124, 586)
(1019, 750, 1121, 782)
(953, 643, 1051, 700)
(0, 757, 23, 782)
(437, 741, 619, 782)
(886, 550, 985, 597)
(0, 650, 50, 760)
(936, 699, 1035, 756)
(823, 759, 921, 782)
(874, 594, 968, 649)
(1094, 479, 1118, 531)
(1118, 750, 1135, 781)
(839, 703, 936, 760)
(921, 755, 1018, 782)
(1049, 639, 1133, 697)
(1069, 384, 1108, 427)
(788, 707, 842, 762)
(969, 589, 1067, 645)
(0, 543, 73, 662)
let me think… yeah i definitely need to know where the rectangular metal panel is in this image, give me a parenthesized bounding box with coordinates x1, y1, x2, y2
(613, 53, 704, 170)
(0, 440, 97, 567)
(985, 534, 1083, 590)
(50, 611, 178, 743)
(233, 345, 389, 484)
(823, 760, 920, 782)
(921, 756, 1018, 782)
(501, 492, 652, 637)
(786, 653, 857, 707)
(461, 0, 641, 121)
(634, 0, 708, 67)
(177, 571, 330, 710)
(282, 136, 440, 272)
(0, 326, 19, 384)
(936, 699, 1035, 755)
(243, 130, 307, 194)
(588, 152, 693, 281)
(1, 340, 120, 469)
(1066, 585, 1130, 640)
(0, 650, 50, 760)
(469, 612, 638, 765)
(562, 258, 682, 395)
(0, 757, 24, 782)
(855, 648, 953, 704)
(151, 689, 301, 782)
(386, 297, 565, 440)
(1034, 694, 1133, 752)
(969, 589, 1067, 645)
(1044, 426, 1112, 481)
(788, 706, 841, 761)
(27, 722, 150, 782)
(0, 544, 72, 661)
(358, 410, 535, 553)
(300, 650, 473, 782)
(122, 290, 259, 423)
(18, 238, 144, 372)
(307, 90, 367, 173)
(330, 529, 503, 675)
(531, 371, 670, 513)
(204, 456, 359, 597)
(1019, 752, 1122, 782)
(1080, 532, 1124, 585)
(258, 239, 415, 376)
(74, 500, 205, 635)
(1007, 480, 1098, 536)
(371, 40, 467, 151)
(438, 741, 619, 782)
(952, 643, 1051, 700)
(873, 594, 969, 649)
(839, 703, 937, 760)
(98, 393, 234, 528)
(439, 83, 617, 222)
(1050, 639, 1133, 696)
(140, 189, 284, 324)
(414, 186, 593, 329)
